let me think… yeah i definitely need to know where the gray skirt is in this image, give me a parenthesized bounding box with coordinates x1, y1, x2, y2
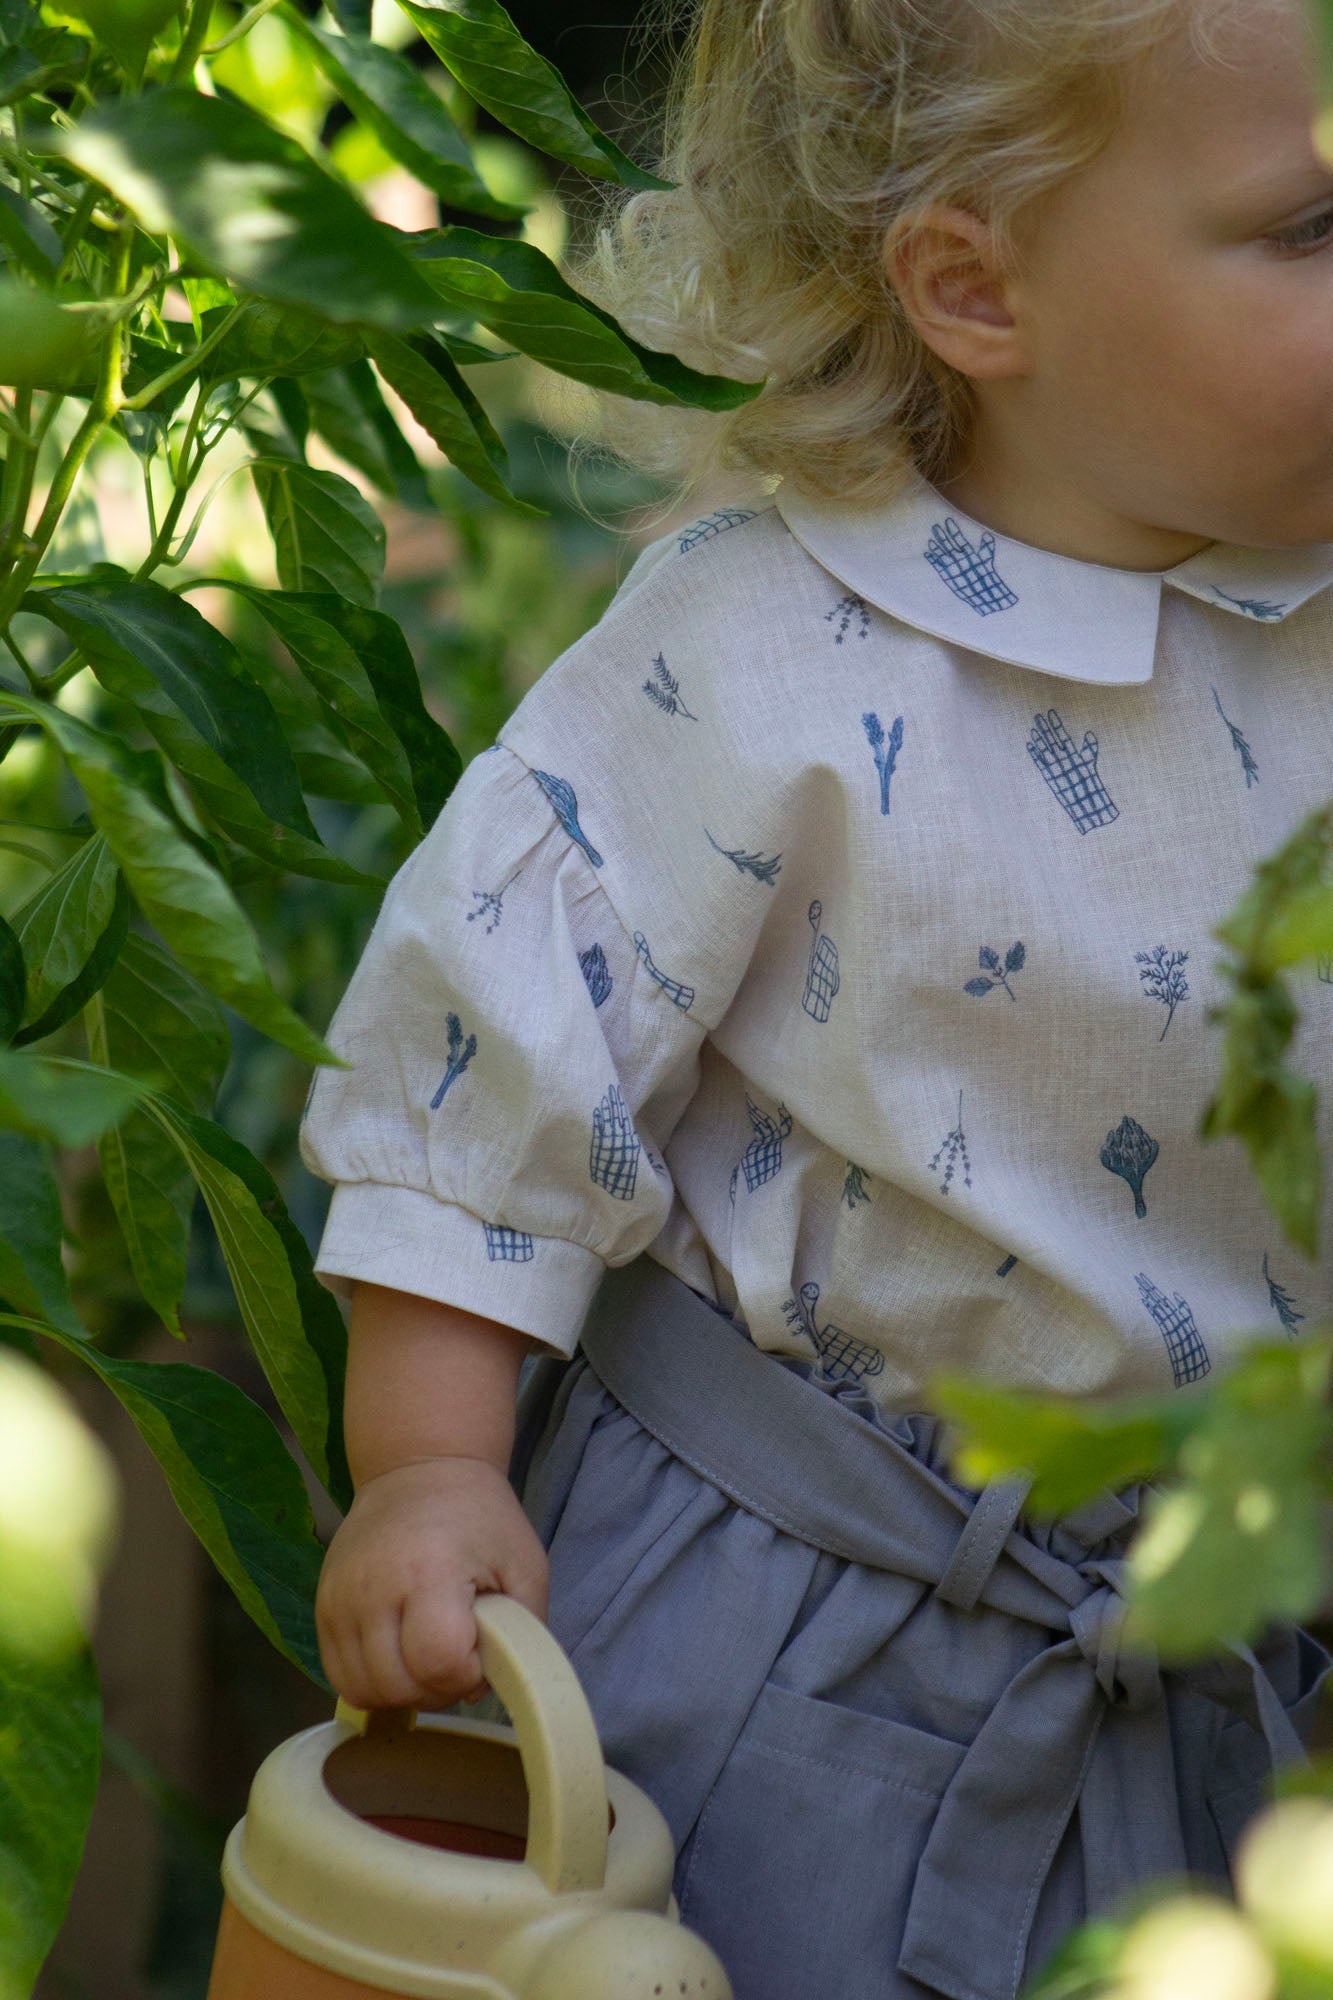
(508, 1254, 1330, 2000)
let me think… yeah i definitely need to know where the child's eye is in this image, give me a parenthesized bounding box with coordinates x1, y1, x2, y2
(1266, 206, 1333, 253)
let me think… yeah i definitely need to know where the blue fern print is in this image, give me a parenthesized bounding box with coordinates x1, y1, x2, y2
(1027, 709, 1119, 833)
(996, 1254, 1018, 1277)
(1135, 945, 1189, 1040)
(928, 1089, 972, 1195)
(642, 652, 699, 720)
(803, 899, 840, 1020)
(924, 518, 1019, 614)
(484, 1222, 533, 1262)
(530, 768, 603, 866)
(430, 1011, 476, 1109)
(590, 1082, 640, 1200)
(467, 866, 522, 935)
(825, 593, 871, 643)
(782, 1279, 885, 1383)
(843, 1161, 872, 1208)
(1135, 1271, 1210, 1385)
(1210, 686, 1259, 787)
(1209, 586, 1287, 621)
(633, 931, 695, 1010)
(678, 507, 757, 553)
(1263, 1249, 1305, 1336)
(578, 941, 613, 1007)
(965, 940, 1025, 1001)
(741, 1095, 792, 1191)
(861, 710, 904, 814)
(1101, 1114, 1158, 1219)
(704, 827, 782, 885)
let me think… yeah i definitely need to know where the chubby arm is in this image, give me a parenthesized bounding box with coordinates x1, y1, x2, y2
(316, 1281, 551, 1711)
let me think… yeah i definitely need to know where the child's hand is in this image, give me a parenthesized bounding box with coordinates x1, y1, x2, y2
(315, 1456, 550, 1711)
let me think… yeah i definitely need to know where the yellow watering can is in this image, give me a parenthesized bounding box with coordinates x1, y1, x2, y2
(205, 1592, 732, 2000)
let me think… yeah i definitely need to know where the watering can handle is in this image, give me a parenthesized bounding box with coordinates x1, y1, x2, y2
(334, 1593, 610, 1897)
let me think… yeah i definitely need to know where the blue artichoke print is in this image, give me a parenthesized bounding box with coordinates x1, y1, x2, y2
(862, 710, 904, 814)
(1135, 946, 1189, 1040)
(530, 768, 603, 867)
(1263, 1249, 1305, 1336)
(782, 1280, 884, 1383)
(430, 1012, 476, 1109)
(923, 518, 1019, 614)
(965, 940, 1025, 1001)
(579, 941, 612, 1007)
(1136, 1272, 1210, 1386)
(1211, 686, 1259, 787)
(1101, 1115, 1158, 1218)
(704, 828, 782, 885)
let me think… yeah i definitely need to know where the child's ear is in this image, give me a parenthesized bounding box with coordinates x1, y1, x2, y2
(884, 205, 1030, 382)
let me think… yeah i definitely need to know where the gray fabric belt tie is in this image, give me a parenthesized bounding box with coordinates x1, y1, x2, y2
(575, 1255, 1310, 2000)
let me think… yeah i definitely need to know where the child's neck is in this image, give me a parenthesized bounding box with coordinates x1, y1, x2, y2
(932, 453, 1217, 576)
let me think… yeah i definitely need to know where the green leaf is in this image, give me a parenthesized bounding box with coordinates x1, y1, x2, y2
(284, 13, 526, 222)
(39, 87, 445, 330)
(0, 693, 340, 1067)
(1125, 1337, 1333, 1659)
(409, 227, 765, 410)
(0, 1642, 101, 2000)
(22, 577, 379, 888)
(366, 329, 542, 514)
(10, 833, 118, 1026)
(1263, 881, 1333, 969)
(0, 1133, 82, 1337)
(0, 181, 62, 279)
(38, 1323, 330, 1686)
(929, 1372, 1180, 1519)
(0, 278, 98, 391)
(395, 0, 671, 191)
(12, 866, 130, 1048)
(301, 357, 432, 509)
(200, 297, 368, 380)
(0, 1049, 142, 1147)
(0, 916, 21, 1046)
(250, 462, 386, 606)
(1202, 979, 1322, 1258)
(85, 940, 228, 1339)
(145, 1099, 351, 1513)
(229, 585, 461, 831)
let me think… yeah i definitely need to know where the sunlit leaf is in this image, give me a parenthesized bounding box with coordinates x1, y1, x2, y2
(250, 462, 386, 607)
(12, 870, 129, 1047)
(366, 328, 542, 513)
(0, 1049, 142, 1147)
(9, 835, 117, 1029)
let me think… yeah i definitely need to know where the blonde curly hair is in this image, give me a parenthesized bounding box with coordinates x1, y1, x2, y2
(560, 0, 1251, 517)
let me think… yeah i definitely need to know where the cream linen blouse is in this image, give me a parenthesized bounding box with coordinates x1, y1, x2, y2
(299, 466, 1333, 1407)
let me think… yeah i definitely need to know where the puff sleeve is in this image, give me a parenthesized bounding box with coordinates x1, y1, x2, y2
(299, 740, 713, 1358)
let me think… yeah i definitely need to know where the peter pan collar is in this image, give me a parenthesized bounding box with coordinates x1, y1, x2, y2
(773, 466, 1333, 685)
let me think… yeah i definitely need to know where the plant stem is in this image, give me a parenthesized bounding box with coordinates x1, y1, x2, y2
(121, 300, 247, 411)
(204, 0, 285, 53)
(168, 0, 217, 85)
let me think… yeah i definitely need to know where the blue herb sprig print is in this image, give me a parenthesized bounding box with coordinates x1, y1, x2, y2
(431, 1012, 476, 1109)
(1101, 1114, 1158, 1218)
(1209, 586, 1286, 621)
(590, 1082, 640, 1199)
(924, 518, 1019, 614)
(704, 827, 782, 885)
(928, 1089, 972, 1195)
(782, 1280, 885, 1383)
(825, 594, 870, 643)
(1135, 1271, 1210, 1385)
(861, 710, 904, 814)
(1211, 686, 1259, 786)
(579, 941, 612, 1007)
(642, 652, 698, 720)
(1263, 1249, 1305, 1336)
(965, 941, 1025, 1001)
(467, 867, 522, 935)
(843, 1162, 872, 1208)
(1135, 946, 1189, 1040)
(531, 768, 603, 866)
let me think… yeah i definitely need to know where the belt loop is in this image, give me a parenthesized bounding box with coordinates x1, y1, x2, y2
(933, 1473, 1034, 1611)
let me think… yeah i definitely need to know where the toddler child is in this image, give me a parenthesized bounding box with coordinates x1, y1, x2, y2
(302, 0, 1333, 1993)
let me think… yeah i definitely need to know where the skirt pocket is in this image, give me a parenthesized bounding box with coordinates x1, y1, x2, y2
(676, 1679, 966, 2000)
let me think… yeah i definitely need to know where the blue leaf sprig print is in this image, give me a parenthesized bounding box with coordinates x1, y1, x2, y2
(1209, 586, 1286, 621)
(531, 768, 603, 866)
(1027, 710, 1119, 833)
(1211, 686, 1259, 786)
(579, 941, 612, 1007)
(924, 518, 1019, 614)
(965, 941, 1025, 1001)
(431, 1011, 476, 1108)
(862, 710, 904, 814)
(843, 1162, 872, 1208)
(590, 1082, 640, 1199)
(802, 900, 840, 1020)
(467, 867, 522, 935)
(825, 594, 870, 643)
(642, 652, 698, 720)
(1263, 1249, 1305, 1336)
(782, 1280, 885, 1382)
(928, 1089, 972, 1195)
(1101, 1114, 1158, 1218)
(678, 507, 756, 553)
(704, 827, 782, 885)
(1135, 946, 1189, 1040)
(1136, 1271, 1210, 1385)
